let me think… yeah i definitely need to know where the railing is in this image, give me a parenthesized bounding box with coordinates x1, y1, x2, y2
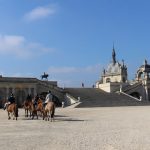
(123, 82, 142, 92)
(120, 91, 142, 101)
(65, 93, 79, 106)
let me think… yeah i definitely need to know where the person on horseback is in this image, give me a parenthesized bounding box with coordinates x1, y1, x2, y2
(33, 94, 39, 108)
(26, 94, 32, 101)
(43, 90, 53, 107)
(4, 93, 15, 110)
(8, 93, 15, 104)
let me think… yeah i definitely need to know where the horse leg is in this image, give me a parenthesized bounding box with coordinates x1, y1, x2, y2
(15, 105, 18, 120)
(47, 111, 50, 121)
(8, 112, 10, 120)
(51, 105, 55, 122)
(25, 109, 28, 117)
(27, 109, 28, 117)
(29, 110, 32, 118)
(25, 109, 26, 117)
(32, 111, 34, 120)
(43, 113, 45, 120)
(30, 110, 32, 118)
(13, 112, 15, 120)
(50, 111, 52, 122)
(44, 112, 47, 121)
(36, 111, 38, 120)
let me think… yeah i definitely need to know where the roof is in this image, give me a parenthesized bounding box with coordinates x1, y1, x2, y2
(0, 76, 38, 83)
(106, 61, 122, 74)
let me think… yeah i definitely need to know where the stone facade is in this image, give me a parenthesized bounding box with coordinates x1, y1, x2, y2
(0, 76, 59, 107)
(96, 47, 150, 101)
(96, 47, 128, 92)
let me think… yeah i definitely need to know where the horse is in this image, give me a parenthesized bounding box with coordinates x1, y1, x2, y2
(23, 100, 32, 117)
(36, 98, 44, 117)
(43, 101, 55, 122)
(6, 103, 18, 120)
(30, 98, 38, 120)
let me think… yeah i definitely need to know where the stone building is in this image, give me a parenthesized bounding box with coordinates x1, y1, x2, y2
(96, 47, 150, 101)
(123, 59, 150, 101)
(96, 47, 128, 92)
(0, 76, 63, 107)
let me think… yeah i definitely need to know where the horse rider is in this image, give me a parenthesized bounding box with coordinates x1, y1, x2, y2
(26, 94, 32, 102)
(43, 90, 53, 108)
(8, 93, 15, 104)
(4, 93, 15, 110)
(33, 94, 39, 108)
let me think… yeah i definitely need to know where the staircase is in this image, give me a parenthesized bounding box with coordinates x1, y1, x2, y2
(122, 82, 143, 93)
(64, 88, 150, 108)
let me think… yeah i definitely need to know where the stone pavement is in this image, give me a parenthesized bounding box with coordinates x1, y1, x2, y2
(0, 106, 150, 150)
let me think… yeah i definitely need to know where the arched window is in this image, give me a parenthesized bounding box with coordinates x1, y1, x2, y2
(130, 92, 140, 99)
(106, 78, 111, 83)
(137, 72, 144, 80)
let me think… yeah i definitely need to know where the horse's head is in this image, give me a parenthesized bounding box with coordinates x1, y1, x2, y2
(37, 98, 43, 104)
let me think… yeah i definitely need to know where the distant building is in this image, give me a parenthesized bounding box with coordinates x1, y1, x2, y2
(0, 77, 63, 107)
(96, 47, 150, 101)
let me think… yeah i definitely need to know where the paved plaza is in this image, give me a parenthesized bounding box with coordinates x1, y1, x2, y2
(0, 106, 150, 150)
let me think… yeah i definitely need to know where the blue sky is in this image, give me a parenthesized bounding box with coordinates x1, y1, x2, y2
(0, 0, 149, 87)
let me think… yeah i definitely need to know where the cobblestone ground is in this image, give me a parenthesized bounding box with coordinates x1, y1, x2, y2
(0, 106, 150, 150)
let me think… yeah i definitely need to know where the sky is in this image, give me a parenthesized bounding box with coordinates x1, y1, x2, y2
(0, 0, 150, 87)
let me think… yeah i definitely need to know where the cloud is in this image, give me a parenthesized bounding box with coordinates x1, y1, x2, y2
(0, 34, 54, 59)
(24, 4, 57, 21)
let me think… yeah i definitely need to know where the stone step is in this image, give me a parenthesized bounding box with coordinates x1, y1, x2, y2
(64, 88, 150, 107)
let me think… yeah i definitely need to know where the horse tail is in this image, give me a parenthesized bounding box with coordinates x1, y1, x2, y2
(51, 104, 55, 118)
(15, 104, 18, 119)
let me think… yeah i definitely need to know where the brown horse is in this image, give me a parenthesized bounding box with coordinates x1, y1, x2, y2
(36, 98, 44, 117)
(23, 100, 32, 117)
(6, 103, 18, 120)
(30, 98, 38, 120)
(43, 101, 55, 121)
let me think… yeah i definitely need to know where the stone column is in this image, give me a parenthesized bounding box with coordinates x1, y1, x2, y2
(28, 88, 31, 95)
(144, 84, 149, 101)
(34, 88, 37, 96)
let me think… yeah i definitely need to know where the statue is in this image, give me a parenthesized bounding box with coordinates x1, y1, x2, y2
(144, 59, 147, 65)
(103, 68, 106, 75)
(41, 72, 49, 80)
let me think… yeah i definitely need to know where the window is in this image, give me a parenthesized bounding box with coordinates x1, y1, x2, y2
(106, 78, 111, 83)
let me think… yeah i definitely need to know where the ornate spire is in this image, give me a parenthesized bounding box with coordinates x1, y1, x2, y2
(112, 45, 116, 65)
(103, 68, 105, 75)
(144, 59, 147, 65)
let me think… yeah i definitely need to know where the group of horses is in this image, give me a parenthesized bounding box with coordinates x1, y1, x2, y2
(4, 98, 55, 121)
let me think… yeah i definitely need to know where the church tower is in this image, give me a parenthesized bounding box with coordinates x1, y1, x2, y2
(96, 47, 128, 92)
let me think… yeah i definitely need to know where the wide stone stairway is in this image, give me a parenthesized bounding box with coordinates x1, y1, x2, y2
(64, 88, 150, 107)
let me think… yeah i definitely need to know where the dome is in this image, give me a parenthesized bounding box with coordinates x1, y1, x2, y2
(107, 61, 121, 74)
